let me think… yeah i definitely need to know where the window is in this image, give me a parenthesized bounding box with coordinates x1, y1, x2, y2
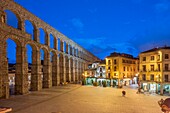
(165, 64, 169, 71)
(142, 65, 146, 71)
(124, 67, 126, 71)
(108, 73, 110, 78)
(158, 64, 160, 71)
(151, 56, 154, 60)
(127, 67, 129, 71)
(165, 75, 169, 82)
(158, 55, 160, 61)
(122, 59, 125, 63)
(114, 73, 117, 76)
(150, 74, 154, 81)
(114, 66, 116, 71)
(143, 57, 146, 61)
(150, 65, 154, 71)
(108, 60, 111, 65)
(165, 54, 169, 59)
(100, 68, 102, 72)
(142, 74, 146, 81)
(108, 67, 110, 70)
(114, 59, 117, 64)
(100, 73, 102, 77)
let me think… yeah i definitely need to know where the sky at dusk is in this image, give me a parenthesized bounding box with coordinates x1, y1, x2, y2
(7, 0, 170, 61)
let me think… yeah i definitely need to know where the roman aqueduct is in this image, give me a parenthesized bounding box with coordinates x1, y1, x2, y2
(0, 0, 99, 99)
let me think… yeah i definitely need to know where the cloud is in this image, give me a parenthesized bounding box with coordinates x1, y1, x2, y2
(75, 36, 140, 59)
(69, 18, 84, 34)
(70, 18, 84, 29)
(155, 2, 170, 12)
(127, 31, 170, 53)
(75, 37, 107, 48)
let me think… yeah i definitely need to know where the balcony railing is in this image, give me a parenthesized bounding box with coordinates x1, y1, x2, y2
(164, 78, 170, 82)
(140, 70, 161, 72)
(163, 70, 170, 72)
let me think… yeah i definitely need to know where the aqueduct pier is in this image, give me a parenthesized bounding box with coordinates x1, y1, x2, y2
(0, 0, 99, 99)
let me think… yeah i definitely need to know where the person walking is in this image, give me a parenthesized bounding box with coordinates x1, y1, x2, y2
(122, 90, 126, 97)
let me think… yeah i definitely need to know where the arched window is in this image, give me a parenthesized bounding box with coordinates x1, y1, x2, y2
(50, 34, 54, 48)
(5, 10, 18, 28)
(39, 28, 45, 44)
(25, 20, 34, 40)
(100, 68, 102, 72)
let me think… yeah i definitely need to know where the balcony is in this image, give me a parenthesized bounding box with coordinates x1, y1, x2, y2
(163, 70, 170, 72)
(164, 79, 170, 82)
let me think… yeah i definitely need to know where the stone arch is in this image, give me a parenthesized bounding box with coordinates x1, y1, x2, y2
(5, 35, 21, 47)
(39, 28, 46, 45)
(70, 57, 74, 82)
(3, 9, 22, 29)
(5, 34, 29, 95)
(57, 38, 61, 51)
(6, 36, 21, 96)
(50, 50, 58, 86)
(59, 53, 64, 83)
(24, 19, 37, 41)
(25, 42, 41, 91)
(65, 42, 69, 54)
(40, 46, 52, 88)
(74, 59, 78, 82)
(0, 0, 100, 99)
(49, 33, 55, 49)
(67, 44, 71, 55)
(69, 45, 73, 55)
(65, 55, 70, 82)
(63, 41, 67, 53)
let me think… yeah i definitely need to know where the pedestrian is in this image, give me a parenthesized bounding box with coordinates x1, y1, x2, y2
(136, 88, 141, 94)
(122, 90, 126, 97)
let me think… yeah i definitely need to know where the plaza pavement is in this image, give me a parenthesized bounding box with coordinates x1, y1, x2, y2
(0, 84, 169, 113)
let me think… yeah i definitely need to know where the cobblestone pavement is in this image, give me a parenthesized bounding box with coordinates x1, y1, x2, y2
(0, 84, 169, 113)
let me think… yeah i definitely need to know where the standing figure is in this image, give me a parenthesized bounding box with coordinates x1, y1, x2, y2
(122, 90, 126, 97)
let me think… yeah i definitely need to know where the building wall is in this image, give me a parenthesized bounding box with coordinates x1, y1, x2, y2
(139, 48, 170, 94)
(106, 55, 139, 84)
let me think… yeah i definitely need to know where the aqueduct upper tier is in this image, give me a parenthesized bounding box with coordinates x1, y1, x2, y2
(0, 0, 100, 99)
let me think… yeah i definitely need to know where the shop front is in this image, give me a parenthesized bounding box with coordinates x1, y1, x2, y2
(141, 82, 157, 93)
(84, 77, 112, 87)
(85, 77, 96, 85)
(123, 78, 132, 86)
(163, 84, 170, 95)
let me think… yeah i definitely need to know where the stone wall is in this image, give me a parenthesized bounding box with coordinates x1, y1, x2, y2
(0, 0, 99, 99)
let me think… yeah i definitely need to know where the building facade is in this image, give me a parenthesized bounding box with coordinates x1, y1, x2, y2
(105, 52, 139, 87)
(83, 60, 111, 86)
(139, 47, 170, 95)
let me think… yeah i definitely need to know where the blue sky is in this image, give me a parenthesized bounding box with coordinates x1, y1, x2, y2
(8, 0, 170, 60)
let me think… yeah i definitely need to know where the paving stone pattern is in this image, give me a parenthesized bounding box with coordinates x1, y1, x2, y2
(0, 84, 168, 113)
